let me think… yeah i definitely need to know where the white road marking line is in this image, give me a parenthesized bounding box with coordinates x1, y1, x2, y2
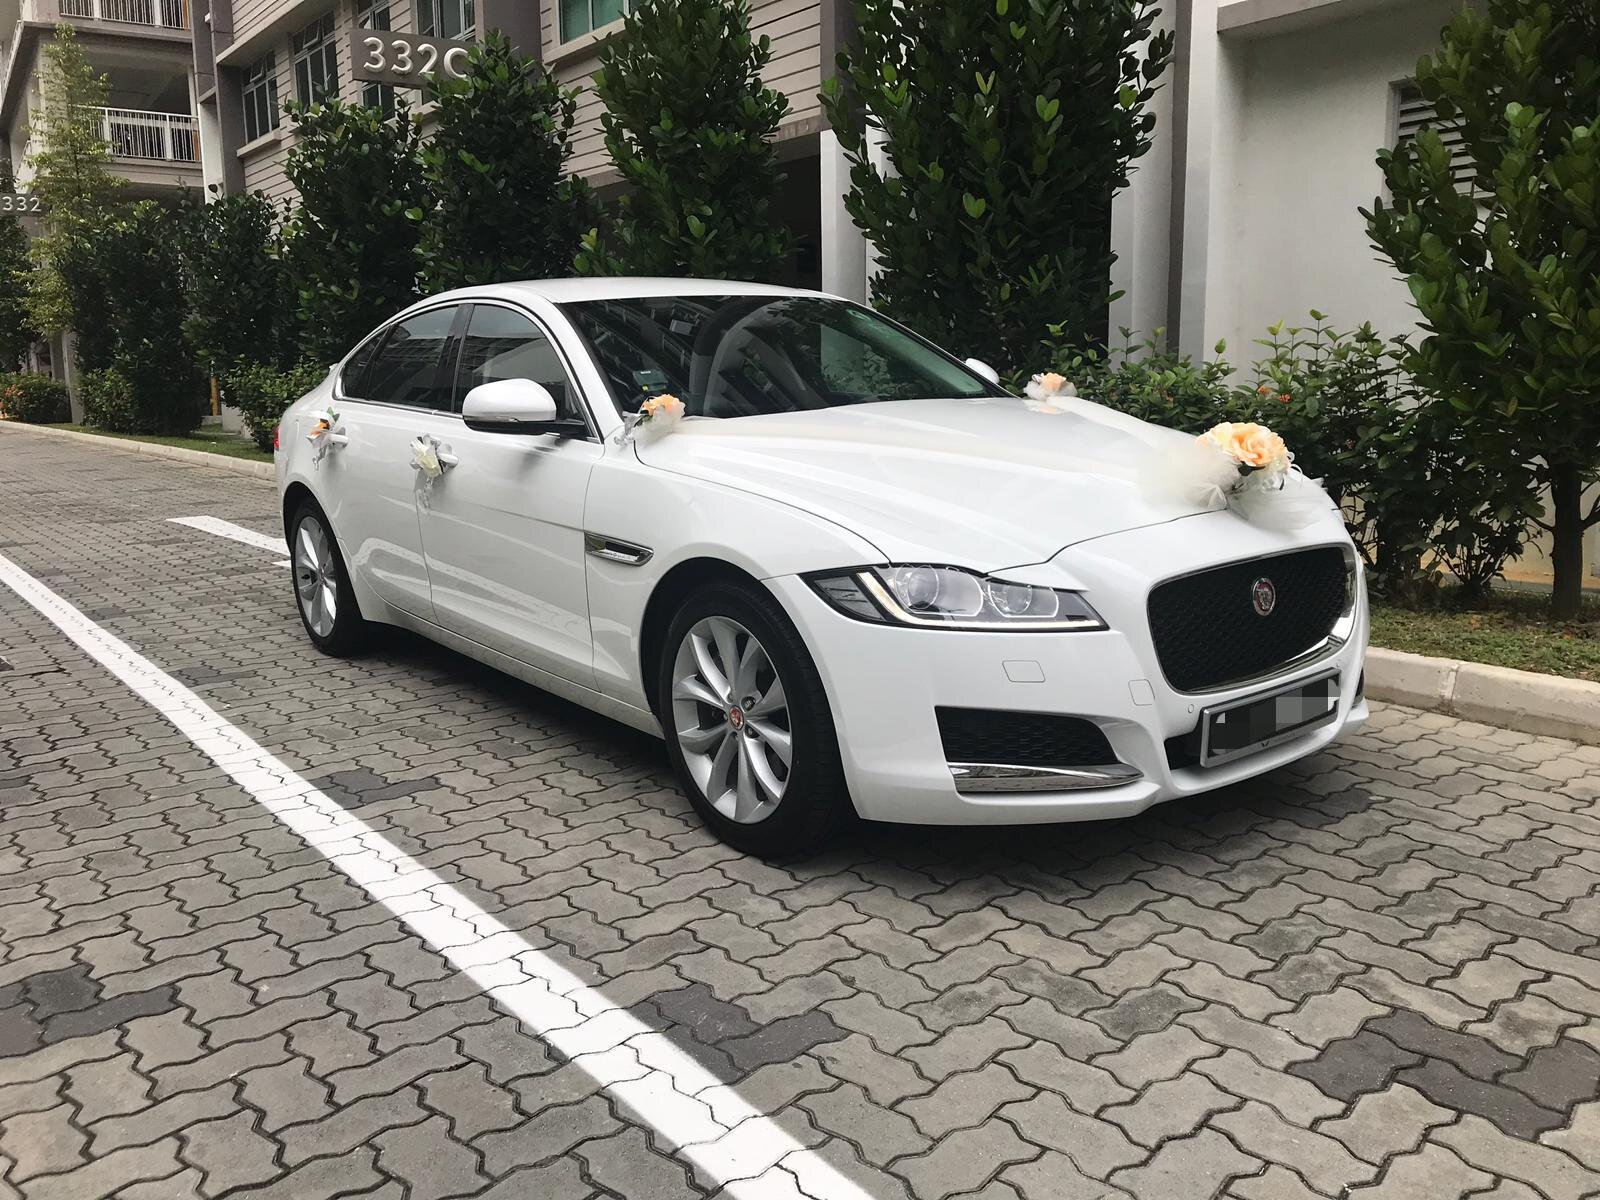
(0, 551, 870, 1200)
(168, 515, 292, 566)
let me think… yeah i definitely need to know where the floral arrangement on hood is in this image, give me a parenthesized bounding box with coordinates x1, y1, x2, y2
(1023, 372, 1076, 414)
(1155, 420, 1326, 531)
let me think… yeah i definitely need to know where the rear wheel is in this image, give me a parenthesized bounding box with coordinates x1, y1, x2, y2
(659, 580, 850, 857)
(290, 501, 368, 656)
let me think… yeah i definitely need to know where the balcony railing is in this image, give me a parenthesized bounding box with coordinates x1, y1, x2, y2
(59, 0, 189, 30)
(100, 107, 199, 164)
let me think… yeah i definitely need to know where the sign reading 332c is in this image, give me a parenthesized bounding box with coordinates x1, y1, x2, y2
(0, 193, 44, 214)
(349, 31, 470, 88)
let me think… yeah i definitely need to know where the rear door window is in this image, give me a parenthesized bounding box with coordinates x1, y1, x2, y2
(364, 306, 460, 410)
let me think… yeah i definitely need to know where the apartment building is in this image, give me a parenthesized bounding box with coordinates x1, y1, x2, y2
(191, 0, 842, 287)
(0, 0, 202, 194)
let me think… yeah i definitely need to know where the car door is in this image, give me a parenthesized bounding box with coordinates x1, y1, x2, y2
(415, 301, 603, 688)
(324, 303, 462, 620)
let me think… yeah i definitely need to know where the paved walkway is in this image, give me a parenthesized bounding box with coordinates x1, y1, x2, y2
(0, 422, 1597, 1200)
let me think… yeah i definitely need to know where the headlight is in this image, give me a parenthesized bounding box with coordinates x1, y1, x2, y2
(806, 565, 1107, 632)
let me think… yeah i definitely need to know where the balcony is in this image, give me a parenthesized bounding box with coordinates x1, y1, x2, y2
(58, 0, 188, 29)
(100, 106, 198, 162)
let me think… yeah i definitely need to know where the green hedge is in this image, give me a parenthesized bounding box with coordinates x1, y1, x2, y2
(80, 368, 138, 432)
(224, 361, 329, 452)
(0, 372, 71, 424)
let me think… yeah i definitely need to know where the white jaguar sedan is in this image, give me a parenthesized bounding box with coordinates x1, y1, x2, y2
(275, 279, 1368, 855)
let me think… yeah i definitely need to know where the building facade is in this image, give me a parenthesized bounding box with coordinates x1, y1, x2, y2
(1, 0, 202, 194)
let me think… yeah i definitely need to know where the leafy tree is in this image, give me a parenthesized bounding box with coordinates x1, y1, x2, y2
(81, 201, 202, 433)
(822, 0, 1174, 367)
(179, 189, 292, 377)
(24, 25, 124, 357)
(283, 98, 426, 362)
(417, 32, 595, 289)
(0, 158, 36, 371)
(576, 0, 791, 280)
(1364, 0, 1600, 617)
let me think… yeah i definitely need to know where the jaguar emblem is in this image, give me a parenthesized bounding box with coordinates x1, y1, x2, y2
(1251, 577, 1277, 617)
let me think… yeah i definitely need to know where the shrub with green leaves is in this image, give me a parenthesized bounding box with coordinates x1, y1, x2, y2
(0, 372, 70, 423)
(577, 0, 791, 280)
(179, 190, 293, 377)
(1363, 0, 1600, 617)
(80, 367, 137, 432)
(284, 99, 426, 362)
(417, 32, 594, 290)
(225, 360, 328, 452)
(1040, 328, 1243, 433)
(86, 201, 204, 434)
(823, 0, 1173, 365)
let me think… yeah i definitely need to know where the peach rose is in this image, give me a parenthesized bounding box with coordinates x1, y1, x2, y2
(1036, 371, 1067, 394)
(1202, 421, 1289, 470)
(640, 393, 685, 420)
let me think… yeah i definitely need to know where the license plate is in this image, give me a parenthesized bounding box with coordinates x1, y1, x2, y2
(1199, 672, 1339, 766)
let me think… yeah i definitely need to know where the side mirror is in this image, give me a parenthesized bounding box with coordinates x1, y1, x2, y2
(964, 357, 1001, 386)
(461, 377, 576, 435)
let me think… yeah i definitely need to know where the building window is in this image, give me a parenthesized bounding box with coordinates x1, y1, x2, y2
(356, 0, 394, 114)
(1394, 82, 1480, 195)
(560, 0, 628, 41)
(292, 13, 339, 106)
(417, 0, 474, 39)
(242, 52, 279, 143)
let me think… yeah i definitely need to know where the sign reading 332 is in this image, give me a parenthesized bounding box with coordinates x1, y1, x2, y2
(348, 31, 471, 89)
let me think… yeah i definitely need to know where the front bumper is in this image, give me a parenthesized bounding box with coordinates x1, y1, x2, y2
(767, 516, 1369, 826)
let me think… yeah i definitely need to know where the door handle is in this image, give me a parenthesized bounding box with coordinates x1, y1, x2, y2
(435, 450, 459, 469)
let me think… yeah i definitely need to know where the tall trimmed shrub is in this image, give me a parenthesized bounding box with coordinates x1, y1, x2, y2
(822, 0, 1173, 365)
(180, 190, 292, 378)
(283, 99, 426, 362)
(576, 0, 791, 280)
(1363, 0, 1600, 617)
(417, 32, 594, 289)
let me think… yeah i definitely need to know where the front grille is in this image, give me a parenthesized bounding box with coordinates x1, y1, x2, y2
(1148, 547, 1349, 692)
(937, 707, 1116, 768)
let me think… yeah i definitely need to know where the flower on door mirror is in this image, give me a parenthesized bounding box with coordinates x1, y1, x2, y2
(616, 393, 686, 445)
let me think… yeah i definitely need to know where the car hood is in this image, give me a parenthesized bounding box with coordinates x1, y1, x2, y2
(632, 396, 1222, 572)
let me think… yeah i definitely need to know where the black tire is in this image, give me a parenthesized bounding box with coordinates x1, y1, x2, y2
(289, 499, 369, 657)
(657, 578, 852, 857)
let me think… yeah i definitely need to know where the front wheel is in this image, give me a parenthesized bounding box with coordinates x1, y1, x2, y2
(290, 501, 368, 656)
(658, 580, 851, 857)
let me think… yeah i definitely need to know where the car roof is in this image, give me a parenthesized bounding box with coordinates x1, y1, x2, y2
(431, 277, 837, 305)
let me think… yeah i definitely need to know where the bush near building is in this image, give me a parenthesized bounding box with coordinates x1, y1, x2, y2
(79, 368, 137, 432)
(284, 99, 427, 363)
(226, 361, 329, 452)
(577, 0, 791, 280)
(418, 32, 595, 290)
(179, 190, 294, 381)
(1364, 0, 1600, 618)
(0, 373, 70, 423)
(823, 0, 1173, 366)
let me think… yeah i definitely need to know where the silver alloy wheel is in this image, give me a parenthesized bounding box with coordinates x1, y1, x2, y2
(670, 615, 792, 824)
(293, 515, 339, 639)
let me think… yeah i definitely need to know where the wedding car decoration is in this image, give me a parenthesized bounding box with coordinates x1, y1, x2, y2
(1023, 371, 1076, 413)
(616, 393, 686, 444)
(1157, 420, 1325, 530)
(306, 407, 346, 465)
(410, 435, 443, 479)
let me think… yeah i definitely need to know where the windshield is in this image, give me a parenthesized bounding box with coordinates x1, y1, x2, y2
(561, 295, 1008, 418)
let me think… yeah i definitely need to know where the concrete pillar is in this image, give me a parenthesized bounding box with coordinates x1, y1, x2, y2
(819, 128, 867, 302)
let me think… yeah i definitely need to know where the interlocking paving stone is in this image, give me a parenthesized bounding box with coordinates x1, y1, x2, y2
(3, 425, 1600, 1200)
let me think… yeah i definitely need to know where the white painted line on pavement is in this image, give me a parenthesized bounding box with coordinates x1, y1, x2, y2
(168, 515, 291, 566)
(0, 550, 870, 1200)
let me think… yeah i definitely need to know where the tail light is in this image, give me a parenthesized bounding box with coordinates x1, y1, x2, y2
(272, 425, 281, 452)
